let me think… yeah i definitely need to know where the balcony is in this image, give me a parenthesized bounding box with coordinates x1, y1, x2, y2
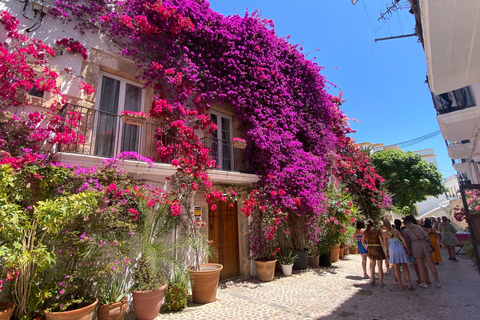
(452, 158, 471, 173)
(447, 140, 472, 159)
(56, 104, 254, 176)
(433, 87, 474, 115)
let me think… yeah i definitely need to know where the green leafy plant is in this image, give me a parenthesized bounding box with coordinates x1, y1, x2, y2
(162, 271, 189, 312)
(97, 279, 130, 305)
(462, 240, 477, 265)
(131, 193, 184, 292)
(276, 250, 297, 265)
(0, 163, 99, 319)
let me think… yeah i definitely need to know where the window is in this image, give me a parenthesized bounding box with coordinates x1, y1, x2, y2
(94, 74, 144, 157)
(28, 86, 44, 98)
(210, 112, 233, 170)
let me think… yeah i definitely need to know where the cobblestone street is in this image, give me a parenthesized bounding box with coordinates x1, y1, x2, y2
(127, 249, 480, 320)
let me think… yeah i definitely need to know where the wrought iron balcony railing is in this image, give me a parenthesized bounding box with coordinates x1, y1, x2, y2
(58, 103, 253, 174)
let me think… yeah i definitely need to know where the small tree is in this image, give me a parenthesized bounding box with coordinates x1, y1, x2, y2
(371, 149, 447, 214)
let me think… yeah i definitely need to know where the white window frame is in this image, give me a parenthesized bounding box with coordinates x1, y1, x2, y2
(210, 111, 234, 171)
(93, 73, 145, 156)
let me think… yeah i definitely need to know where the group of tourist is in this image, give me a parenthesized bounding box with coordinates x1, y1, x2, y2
(353, 215, 460, 290)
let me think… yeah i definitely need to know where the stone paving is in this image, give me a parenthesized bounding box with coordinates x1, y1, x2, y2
(126, 249, 480, 319)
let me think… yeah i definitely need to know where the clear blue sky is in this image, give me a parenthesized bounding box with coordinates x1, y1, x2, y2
(208, 0, 456, 179)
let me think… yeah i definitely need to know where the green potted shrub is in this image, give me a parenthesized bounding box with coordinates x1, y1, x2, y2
(130, 193, 182, 320)
(162, 271, 189, 312)
(276, 250, 297, 276)
(97, 279, 130, 320)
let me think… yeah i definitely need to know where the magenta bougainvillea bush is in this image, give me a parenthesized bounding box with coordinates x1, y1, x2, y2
(1, 0, 392, 257)
(50, 0, 347, 246)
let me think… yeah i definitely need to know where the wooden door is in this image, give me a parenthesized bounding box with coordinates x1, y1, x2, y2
(208, 200, 239, 280)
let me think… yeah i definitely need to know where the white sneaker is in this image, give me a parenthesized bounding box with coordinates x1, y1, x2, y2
(419, 283, 429, 288)
(436, 282, 442, 288)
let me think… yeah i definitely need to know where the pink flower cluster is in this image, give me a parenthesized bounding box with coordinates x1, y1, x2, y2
(55, 38, 88, 60)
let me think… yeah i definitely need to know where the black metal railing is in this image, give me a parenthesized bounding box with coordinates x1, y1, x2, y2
(58, 104, 253, 173)
(433, 86, 475, 115)
(200, 136, 252, 173)
(58, 103, 163, 162)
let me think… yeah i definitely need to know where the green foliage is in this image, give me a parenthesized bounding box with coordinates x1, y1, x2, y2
(371, 149, 447, 212)
(131, 196, 185, 292)
(462, 240, 477, 265)
(316, 184, 358, 255)
(0, 163, 99, 319)
(97, 279, 130, 305)
(276, 249, 297, 265)
(162, 271, 189, 312)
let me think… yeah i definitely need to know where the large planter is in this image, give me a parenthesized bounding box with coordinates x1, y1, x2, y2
(254, 259, 276, 282)
(292, 249, 308, 270)
(188, 263, 223, 304)
(331, 244, 341, 262)
(132, 285, 168, 320)
(344, 246, 350, 255)
(97, 298, 128, 320)
(307, 255, 320, 268)
(280, 264, 293, 276)
(45, 299, 98, 320)
(0, 302, 15, 320)
(319, 252, 332, 267)
(339, 247, 345, 259)
(232, 141, 246, 149)
(350, 246, 358, 254)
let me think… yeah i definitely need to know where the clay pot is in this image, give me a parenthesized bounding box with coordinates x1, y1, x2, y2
(97, 298, 127, 320)
(331, 244, 341, 262)
(44, 299, 97, 320)
(344, 246, 350, 255)
(188, 263, 223, 304)
(307, 255, 320, 268)
(0, 302, 15, 320)
(350, 246, 358, 254)
(254, 259, 276, 282)
(132, 285, 167, 320)
(339, 247, 345, 259)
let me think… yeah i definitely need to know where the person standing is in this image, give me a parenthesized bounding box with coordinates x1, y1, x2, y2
(362, 219, 386, 287)
(422, 218, 442, 264)
(402, 215, 441, 288)
(382, 219, 413, 290)
(353, 219, 369, 279)
(439, 216, 460, 261)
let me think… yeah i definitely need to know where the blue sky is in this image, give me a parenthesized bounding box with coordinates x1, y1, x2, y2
(208, 0, 456, 179)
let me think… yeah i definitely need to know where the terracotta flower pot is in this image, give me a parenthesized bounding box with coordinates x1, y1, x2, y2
(254, 259, 276, 282)
(339, 247, 345, 259)
(307, 255, 320, 268)
(350, 246, 358, 254)
(44, 299, 97, 320)
(0, 302, 15, 320)
(97, 298, 128, 320)
(331, 244, 341, 262)
(188, 263, 223, 304)
(344, 246, 350, 255)
(132, 285, 167, 320)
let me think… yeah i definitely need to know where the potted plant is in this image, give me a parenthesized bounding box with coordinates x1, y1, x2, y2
(231, 137, 247, 149)
(0, 302, 15, 320)
(276, 250, 297, 276)
(96, 279, 130, 320)
(349, 243, 358, 254)
(162, 270, 189, 312)
(130, 195, 181, 320)
(120, 111, 147, 126)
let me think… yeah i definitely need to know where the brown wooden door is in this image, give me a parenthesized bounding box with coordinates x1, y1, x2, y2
(208, 200, 240, 280)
